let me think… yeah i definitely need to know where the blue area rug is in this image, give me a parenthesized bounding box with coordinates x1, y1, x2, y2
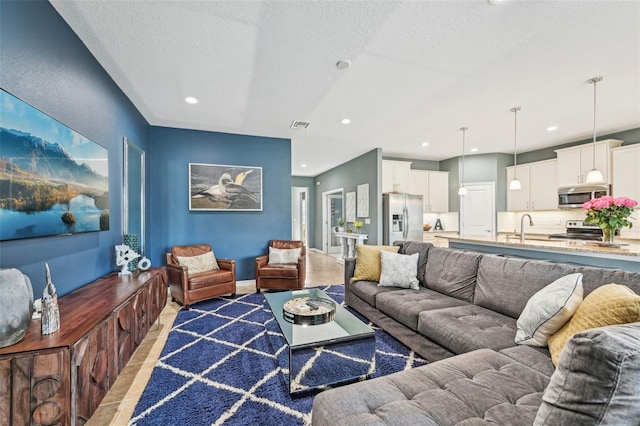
(129, 285, 426, 425)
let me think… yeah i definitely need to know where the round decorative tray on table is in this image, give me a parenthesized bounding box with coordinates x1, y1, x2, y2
(282, 297, 336, 325)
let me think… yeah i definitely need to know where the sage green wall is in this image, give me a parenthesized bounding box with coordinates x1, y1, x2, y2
(292, 176, 316, 248)
(313, 148, 382, 249)
(383, 156, 440, 171)
(308, 127, 639, 243)
(518, 128, 640, 164)
(440, 153, 512, 212)
(439, 157, 460, 212)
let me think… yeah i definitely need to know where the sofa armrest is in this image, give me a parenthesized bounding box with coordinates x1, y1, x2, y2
(256, 255, 268, 268)
(345, 257, 356, 283)
(166, 263, 188, 289)
(217, 258, 236, 277)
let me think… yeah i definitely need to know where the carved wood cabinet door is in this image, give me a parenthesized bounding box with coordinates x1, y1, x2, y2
(114, 302, 135, 373)
(0, 350, 70, 426)
(71, 323, 110, 425)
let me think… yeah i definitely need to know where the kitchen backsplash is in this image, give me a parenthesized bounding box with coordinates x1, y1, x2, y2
(424, 212, 459, 232)
(498, 209, 640, 240)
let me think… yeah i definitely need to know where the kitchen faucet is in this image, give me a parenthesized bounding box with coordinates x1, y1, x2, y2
(520, 214, 534, 243)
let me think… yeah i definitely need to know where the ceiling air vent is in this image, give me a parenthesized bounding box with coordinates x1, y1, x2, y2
(290, 120, 310, 129)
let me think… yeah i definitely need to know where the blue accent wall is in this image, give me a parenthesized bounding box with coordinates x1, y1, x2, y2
(148, 127, 291, 280)
(0, 1, 150, 297)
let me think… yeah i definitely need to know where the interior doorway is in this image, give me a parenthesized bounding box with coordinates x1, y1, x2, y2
(291, 187, 308, 244)
(460, 182, 496, 236)
(322, 188, 344, 254)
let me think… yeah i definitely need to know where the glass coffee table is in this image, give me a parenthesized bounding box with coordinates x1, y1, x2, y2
(263, 288, 375, 394)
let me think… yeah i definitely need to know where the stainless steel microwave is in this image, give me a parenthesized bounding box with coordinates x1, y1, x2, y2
(557, 185, 609, 209)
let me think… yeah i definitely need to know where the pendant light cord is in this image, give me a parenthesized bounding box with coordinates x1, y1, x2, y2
(511, 107, 521, 177)
(460, 127, 467, 187)
(589, 76, 603, 169)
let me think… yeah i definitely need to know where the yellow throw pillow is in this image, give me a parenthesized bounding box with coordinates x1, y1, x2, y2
(548, 283, 640, 366)
(350, 245, 400, 283)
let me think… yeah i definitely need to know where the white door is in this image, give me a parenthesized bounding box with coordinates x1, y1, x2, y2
(322, 189, 344, 254)
(460, 182, 495, 236)
(291, 187, 308, 244)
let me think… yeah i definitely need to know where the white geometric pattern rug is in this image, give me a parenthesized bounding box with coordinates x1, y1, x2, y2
(129, 285, 426, 425)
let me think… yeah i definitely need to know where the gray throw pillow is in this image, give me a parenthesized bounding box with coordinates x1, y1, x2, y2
(378, 251, 419, 290)
(534, 323, 640, 425)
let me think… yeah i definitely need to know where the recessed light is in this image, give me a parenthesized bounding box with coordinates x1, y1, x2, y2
(185, 97, 199, 104)
(301, 164, 307, 168)
(336, 60, 351, 70)
(421, 142, 429, 147)
(547, 125, 558, 132)
(488, 0, 506, 5)
(470, 148, 479, 152)
(341, 118, 351, 125)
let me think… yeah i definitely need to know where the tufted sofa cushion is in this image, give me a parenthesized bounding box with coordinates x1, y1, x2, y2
(424, 247, 482, 302)
(417, 305, 518, 354)
(376, 288, 469, 331)
(349, 280, 399, 307)
(475, 256, 575, 319)
(311, 348, 550, 426)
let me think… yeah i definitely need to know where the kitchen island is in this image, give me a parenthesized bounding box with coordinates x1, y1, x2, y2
(437, 234, 640, 272)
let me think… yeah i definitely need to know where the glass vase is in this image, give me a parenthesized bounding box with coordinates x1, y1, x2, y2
(602, 227, 615, 244)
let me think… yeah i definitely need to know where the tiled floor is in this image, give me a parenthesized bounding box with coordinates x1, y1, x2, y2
(87, 249, 344, 425)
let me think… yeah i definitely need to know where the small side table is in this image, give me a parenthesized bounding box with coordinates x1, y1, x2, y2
(335, 232, 369, 264)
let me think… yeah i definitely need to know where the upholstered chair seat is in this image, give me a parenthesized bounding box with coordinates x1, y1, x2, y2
(166, 243, 236, 309)
(255, 240, 306, 292)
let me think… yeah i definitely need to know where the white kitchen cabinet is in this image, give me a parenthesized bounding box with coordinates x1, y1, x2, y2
(530, 160, 558, 210)
(506, 159, 557, 211)
(555, 139, 622, 187)
(382, 160, 411, 193)
(408, 170, 449, 212)
(612, 145, 640, 202)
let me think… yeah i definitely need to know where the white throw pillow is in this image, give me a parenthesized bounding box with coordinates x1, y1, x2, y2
(268, 247, 301, 265)
(378, 251, 420, 290)
(176, 251, 220, 276)
(515, 273, 583, 347)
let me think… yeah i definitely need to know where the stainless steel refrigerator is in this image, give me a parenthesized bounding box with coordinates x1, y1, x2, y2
(383, 193, 423, 244)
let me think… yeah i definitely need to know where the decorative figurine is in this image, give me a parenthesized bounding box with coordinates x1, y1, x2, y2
(115, 244, 141, 276)
(137, 256, 152, 271)
(41, 263, 60, 335)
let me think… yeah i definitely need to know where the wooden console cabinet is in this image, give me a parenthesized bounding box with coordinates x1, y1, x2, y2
(0, 268, 167, 425)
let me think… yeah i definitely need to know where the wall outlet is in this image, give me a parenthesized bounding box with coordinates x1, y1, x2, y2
(365, 218, 371, 224)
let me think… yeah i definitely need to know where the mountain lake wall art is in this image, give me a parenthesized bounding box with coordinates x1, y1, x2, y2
(0, 89, 109, 241)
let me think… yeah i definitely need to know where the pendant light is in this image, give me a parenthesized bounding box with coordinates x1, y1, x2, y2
(509, 107, 522, 190)
(458, 127, 468, 196)
(585, 76, 604, 183)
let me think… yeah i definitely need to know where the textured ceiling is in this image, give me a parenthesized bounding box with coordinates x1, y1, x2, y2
(51, 0, 640, 177)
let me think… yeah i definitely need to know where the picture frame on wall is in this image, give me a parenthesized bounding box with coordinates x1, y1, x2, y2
(357, 183, 369, 218)
(189, 163, 262, 211)
(0, 88, 110, 241)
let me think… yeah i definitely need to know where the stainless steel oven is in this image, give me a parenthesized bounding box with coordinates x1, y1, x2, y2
(557, 185, 609, 209)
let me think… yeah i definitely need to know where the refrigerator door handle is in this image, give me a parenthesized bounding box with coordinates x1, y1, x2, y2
(403, 205, 408, 240)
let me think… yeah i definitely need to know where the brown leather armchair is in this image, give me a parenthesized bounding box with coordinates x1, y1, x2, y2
(255, 240, 306, 293)
(166, 244, 236, 310)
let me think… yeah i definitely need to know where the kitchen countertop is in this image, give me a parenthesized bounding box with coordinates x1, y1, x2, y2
(436, 233, 640, 258)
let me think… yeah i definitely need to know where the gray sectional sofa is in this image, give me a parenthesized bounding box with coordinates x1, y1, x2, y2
(312, 241, 640, 425)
